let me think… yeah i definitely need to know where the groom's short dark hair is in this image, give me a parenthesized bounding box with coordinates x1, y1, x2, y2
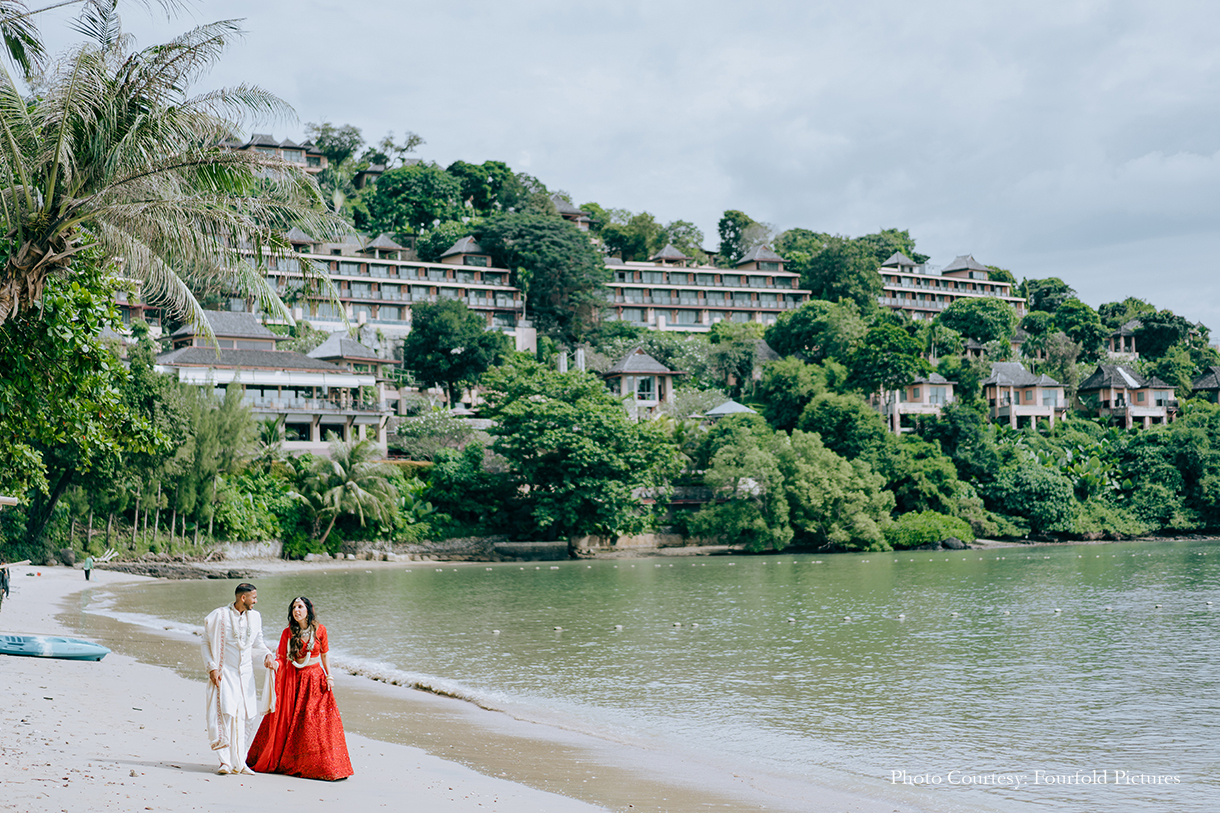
(235, 583, 256, 595)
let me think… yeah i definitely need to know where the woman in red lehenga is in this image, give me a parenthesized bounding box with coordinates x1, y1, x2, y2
(247, 597, 353, 780)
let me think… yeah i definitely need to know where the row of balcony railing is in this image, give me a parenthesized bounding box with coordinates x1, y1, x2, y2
(612, 296, 804, 309)
(883, 280, 1015, 297)
(611, 277, 802, 290)
(242, 395, 390, 413)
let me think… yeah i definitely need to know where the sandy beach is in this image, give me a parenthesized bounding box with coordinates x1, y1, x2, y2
(1, 562, 931, 813)
(1, 564, 608, 813)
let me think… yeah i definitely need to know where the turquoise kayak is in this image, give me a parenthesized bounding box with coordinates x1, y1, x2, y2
(0, 634, 110, 661)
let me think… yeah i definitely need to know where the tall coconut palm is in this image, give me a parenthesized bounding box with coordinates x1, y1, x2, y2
(0, 0, 342, 334)
(297, 438, 399, 548)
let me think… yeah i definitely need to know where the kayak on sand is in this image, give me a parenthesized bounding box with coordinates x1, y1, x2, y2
(0, 634, 110, 661)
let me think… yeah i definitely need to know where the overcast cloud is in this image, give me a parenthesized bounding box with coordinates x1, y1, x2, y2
(41, 1, 1220, 325)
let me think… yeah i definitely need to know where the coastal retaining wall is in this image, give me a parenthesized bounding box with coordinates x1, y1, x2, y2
(219, 541, 282, 560)
(571, 533, 729, 557)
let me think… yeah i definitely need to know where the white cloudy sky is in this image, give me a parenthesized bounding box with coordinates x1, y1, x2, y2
(39, 0, 1220, 325)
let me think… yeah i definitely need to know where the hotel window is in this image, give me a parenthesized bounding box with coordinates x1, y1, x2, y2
(723, 275, 742, 287)
(379, 306, 401, 321)
(439, 288, 459, 300)
(427, 268, 447, 281)
(338, 262, 361, 275)
(759, 261, 780, 271)
(670, 273, 690, 285)
(463, 255, 490, 267)
(912, 387, 921, 399)
(455, 270, 477, 283)
(674, 309, 698, 325)
(696, 274, 716, 286)
(621, 308, 645, 322)
(749, 275, 766, 287)
(615, 271, 632, 283)
(307, 155, 322, 167)
(1043, 392, 1058, 407)
(641, 271, 666, 284)
(636, 376, 655, 400)
(281, 150, 304, 163)
(623, 288, 645, 303)
(731, 311, 752, 323)
(370, 264, 389, 278)
(349, 282, 371, 297)
(284, 422, 311, 442)
(930, 387, 946, 404)
(1025, 390, 1034, 402)
(1137, 391, 1145, 403)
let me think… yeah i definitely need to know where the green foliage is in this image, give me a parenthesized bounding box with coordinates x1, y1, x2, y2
(708, 321, 765, 395)
(1071, 497, 1152, 538)
(364, 162, 464, 234)
(477, 212, 608, 343)
(445, 160, 524, 214)
(1098, 297, 1155, 330)
(294, 439, 400, 548)
(757, 357, 825, 432)
(425, 443, 520, 536)
(602, 211, 664, 262)
(481, 357, 680, 539)
(793, 235, 882, 312)
(1023, 278, 1076, 313)
(986, 462, 1075, 534)
(1134, 310, 1194, 361)
(764, 299, 866, 363)
(847, 323, 930, 394)
(884, 511, 975, 550)
(797, 392, 889, 462)
(1053, 298, 1107, 361)
(305, 121, 365, 165)
(392, 409, 478, 461)
(716, 210, 756, 266)
(400, 299, 511, 404)
(781, 430, 893, 551)
(938, 297, 1019, 345)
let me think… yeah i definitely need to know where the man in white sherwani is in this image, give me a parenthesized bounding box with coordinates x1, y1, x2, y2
(201, 583, 277, 774)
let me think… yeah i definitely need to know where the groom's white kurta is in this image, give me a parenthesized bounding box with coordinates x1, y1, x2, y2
(201, 604, 273, 770)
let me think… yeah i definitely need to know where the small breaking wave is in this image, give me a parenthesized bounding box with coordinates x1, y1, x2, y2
(327, 651, 509, 712)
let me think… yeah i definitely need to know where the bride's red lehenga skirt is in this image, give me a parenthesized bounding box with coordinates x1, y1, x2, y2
(247, 663, 353, 780)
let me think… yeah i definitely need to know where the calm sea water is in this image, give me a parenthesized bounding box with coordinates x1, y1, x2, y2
(93, 540, 1220, 812)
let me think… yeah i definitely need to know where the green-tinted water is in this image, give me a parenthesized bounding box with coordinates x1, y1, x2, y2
(94, 540, 1220, 812)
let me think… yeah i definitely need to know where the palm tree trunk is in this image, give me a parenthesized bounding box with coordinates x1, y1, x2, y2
(317, 514, 339, 548)
(170, 508, 177, 545)
(87, 509, 94, 550)
(131, 492, 140, 548)
(106, 512, 113, 547)
(153, 483, 162, 543)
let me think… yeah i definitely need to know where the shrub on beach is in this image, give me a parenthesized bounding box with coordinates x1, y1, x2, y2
(884, 511, 975, 550)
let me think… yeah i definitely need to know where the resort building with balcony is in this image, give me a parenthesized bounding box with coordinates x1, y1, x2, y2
(239, 231, 533, 353)
(225, 133, 327, 175)
(1105, 319, 1141, 359)
(602, 347, 684, 419)
(1191, 366, 1220, 403)
(1077, 365, 1175, 427)
(981, 362, 1067, 428)
(878, 252, 1027, 321)
(871, 373, 956, 433)
(155, 311, 393, 455)
(551, 194, 593, 231)
(604, 244, 811, 331)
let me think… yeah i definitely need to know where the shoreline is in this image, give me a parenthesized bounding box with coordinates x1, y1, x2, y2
(2, 562, 939, 813)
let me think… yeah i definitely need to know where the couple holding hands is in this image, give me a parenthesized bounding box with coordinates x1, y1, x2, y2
(201, 583, 353, 780)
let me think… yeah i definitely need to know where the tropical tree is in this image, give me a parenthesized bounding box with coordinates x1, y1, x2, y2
(296, 439, 399, 547)
(400, 299, 511, 405)
(0, 4, 341, 335)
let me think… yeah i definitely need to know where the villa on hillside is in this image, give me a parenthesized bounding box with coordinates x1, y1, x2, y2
(154, 311, 393, 455)
(1191, 366, 1220, 403)
(1105, 319, 1141, 358)
(877, 252, 1027, 321)
(551, 194, 593, 231)
(223, 133, 328, 175)
(871, 373, 956, 433)
(602, 347, 684, 418)
(604, 244, 811, 331)
(981, 362, 1067, 428)
(1077, 364, 1175, 427)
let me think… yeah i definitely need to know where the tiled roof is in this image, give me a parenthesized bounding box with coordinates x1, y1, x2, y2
(156, 347, 344, 372)
(982, 362, 1060, 388)
(309, 331, 381, 362)
(1079, 365, 1158, 391)
(1109, 318, 1142, 337)
(245, 133, 279, 148)
(941, 254, 990, 274)
(649, 244, 690, 262)
(278, 138, 302, 149)
(881, 251, 916, 268)
(550, 194, 586, 215)
(704, 400, 757, 417)
(284, 227, 316, 244)
(913, 372, 953, 385)
(440, 236, 486, 258)
(170, 311, 280, 341)
(604, 257, 625, 266)
(1192, 366, 1220, 391)
(366, 233, 404, 251)
(604, 346, 681, 375)
(737, 245, 784, 265)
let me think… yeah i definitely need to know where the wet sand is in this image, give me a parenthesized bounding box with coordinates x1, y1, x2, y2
(2, 562, 933, 813)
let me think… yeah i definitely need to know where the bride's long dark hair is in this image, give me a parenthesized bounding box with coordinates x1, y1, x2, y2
(287, 596, 318, 660)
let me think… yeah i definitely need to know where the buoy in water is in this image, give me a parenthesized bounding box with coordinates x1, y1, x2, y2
(786, 617, 796, 623)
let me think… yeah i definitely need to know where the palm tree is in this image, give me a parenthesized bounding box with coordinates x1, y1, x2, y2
(0, 1, 342, 334)
(296, 439, 399, 548)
